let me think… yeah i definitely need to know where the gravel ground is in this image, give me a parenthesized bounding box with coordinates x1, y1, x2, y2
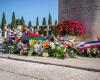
(0, 58, 100, 80)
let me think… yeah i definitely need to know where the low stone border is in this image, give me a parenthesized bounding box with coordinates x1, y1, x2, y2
(0, 55, 100, 73)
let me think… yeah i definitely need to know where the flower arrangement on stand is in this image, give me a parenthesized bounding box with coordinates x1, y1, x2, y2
(55, 20, 86, 36)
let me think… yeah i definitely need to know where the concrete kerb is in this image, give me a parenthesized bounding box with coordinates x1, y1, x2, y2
(0, 55, 100, 73)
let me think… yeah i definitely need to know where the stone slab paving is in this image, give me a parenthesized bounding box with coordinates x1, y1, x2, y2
(0, 58, 100, 80)
(0, 69, 39, 80)
(0, 53, 100, 72)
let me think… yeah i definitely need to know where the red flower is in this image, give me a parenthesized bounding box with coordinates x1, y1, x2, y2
(56, 20, 86, 36)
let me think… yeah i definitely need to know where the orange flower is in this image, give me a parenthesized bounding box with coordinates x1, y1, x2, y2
(43, 42, 49, 48)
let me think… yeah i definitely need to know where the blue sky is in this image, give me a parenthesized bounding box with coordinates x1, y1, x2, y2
(0, 0, 58, 25)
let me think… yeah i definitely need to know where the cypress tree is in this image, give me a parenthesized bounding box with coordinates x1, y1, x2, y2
(28, 21, 32, 29)
(21, 16, 25, 27)
(55, 20, 57, 25)
(36, 16, 39, 26)
(1, 12, 6, 37)
(11, 12, 16, 28)
(42, 17, 46, 25)
(16, 19, 21, 25)
(48, 13, 52, 25)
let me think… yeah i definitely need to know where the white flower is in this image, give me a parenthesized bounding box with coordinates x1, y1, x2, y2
(42, 52, 49, 57)
(50, 42, 55, 49)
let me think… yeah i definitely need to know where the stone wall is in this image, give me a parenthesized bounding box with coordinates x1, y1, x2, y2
(59, 0, 100, 40)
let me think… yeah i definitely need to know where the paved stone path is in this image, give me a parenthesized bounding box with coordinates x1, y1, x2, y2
(0, 53, 100, 72)
(0, 69, 39, 80)
(0, 58, 100, 80)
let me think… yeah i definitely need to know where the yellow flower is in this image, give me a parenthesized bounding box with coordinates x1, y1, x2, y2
(29, 40, 37, 46)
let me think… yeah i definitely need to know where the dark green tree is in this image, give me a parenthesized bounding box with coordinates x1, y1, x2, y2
(48, 13, 52, 25)
(55, 20, 57, 25)
(36, 16, 39, 26)
(21, 16, 25, 27)
(28, 21, 32, 29)
(1, 12, 6, 37)
(16, 19, 21, 25)
(42, 17, 46, 25)
(11, 12, 16, 28)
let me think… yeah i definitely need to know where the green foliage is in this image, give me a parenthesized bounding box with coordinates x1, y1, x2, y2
(66, 47, 76, 58)
(47, 48, 54, 57)
(85, 48, 100, 57)
(48, 13, 52, 25)
(21, 16, 25, 27)
(2, 40, 15, 53)
(11, 12, 16, 28)
(42, 17, 46, 25)
(36, 16, 39, 26)
(16, 19, 21, 25)
(49, 47, 64, 59)
(1, 12, 6, 37)
(1, 32, 5, 37)
(28, 46, 34, 56)
(55, 47, 64, 59)
(1, 12, 6, 30)
(33, 26, 38, 32)
(28, 21, 32, 29)
(40, 26, 47, 35)
(55, 20, 57, 25)
(49, 25, 56, 34)
(79, 47, 100, 57)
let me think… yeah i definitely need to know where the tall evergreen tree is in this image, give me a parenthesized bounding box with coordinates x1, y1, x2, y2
(16, 19, 21, 25)
(42, 17, 46, 25)
(36, 16, 39, 26)
(21, 16, 25, 27)
(48, 13, 52, 25)
(28, 21, 32, 29)
(55, 20, 57, 25)
(11, 12, 16, 28)
(1, 12, 6, 37)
